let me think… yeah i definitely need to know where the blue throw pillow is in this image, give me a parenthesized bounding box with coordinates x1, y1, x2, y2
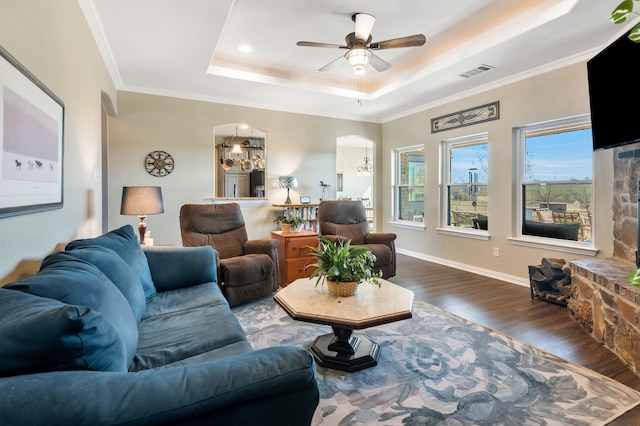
(65, 245, 146, 323)
(66, 225, 156, 300)
(0, 288, 127, 375)
(5, 252, 138, 368)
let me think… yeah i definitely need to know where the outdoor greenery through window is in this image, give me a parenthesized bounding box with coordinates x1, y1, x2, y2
(443, 135, 489, 230)
(394, 146, 425, 223)
(519, 116, 592, 243)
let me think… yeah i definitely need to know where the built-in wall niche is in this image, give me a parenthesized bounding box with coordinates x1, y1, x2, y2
(214, 123, 267, 199)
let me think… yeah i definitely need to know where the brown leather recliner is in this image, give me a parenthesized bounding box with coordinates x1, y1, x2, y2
(317, 200, 396, 278)
(179, 203, 280, 306)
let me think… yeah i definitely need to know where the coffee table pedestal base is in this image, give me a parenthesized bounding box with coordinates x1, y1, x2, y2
(310, 328, 381, 372)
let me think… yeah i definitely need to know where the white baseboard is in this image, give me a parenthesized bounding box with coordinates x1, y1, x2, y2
(396, 248, 530, 288)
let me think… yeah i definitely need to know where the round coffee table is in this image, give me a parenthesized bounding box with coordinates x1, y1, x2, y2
(274, 278, 414, 372)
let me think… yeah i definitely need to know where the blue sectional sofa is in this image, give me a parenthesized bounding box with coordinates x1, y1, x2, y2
(0, 225, 319, 425)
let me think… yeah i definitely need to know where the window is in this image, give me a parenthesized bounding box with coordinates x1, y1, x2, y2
(517, 115, 592, 243)
(442, 134, 489, 230)
(393, 146, 425, 223)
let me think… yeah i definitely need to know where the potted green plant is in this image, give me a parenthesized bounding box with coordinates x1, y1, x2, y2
(306, 237, 382, 296)
(275, 212, 305, 232)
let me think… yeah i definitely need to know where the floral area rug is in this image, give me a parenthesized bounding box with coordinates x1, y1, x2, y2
(232, 296, 640, 425)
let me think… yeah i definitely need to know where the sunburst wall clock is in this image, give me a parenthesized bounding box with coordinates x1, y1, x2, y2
(145, 150, 174, 177)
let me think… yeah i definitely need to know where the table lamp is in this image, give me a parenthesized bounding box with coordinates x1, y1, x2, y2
(120, 186, 164, 244)
(278, 176, 298, 204)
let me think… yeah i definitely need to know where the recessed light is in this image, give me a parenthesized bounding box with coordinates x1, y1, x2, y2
(238, 44, 252, 53)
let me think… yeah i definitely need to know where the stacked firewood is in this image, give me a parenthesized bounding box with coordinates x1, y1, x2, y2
(528, 258, 572, 306)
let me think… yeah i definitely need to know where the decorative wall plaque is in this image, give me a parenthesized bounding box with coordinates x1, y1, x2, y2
(431, 101, 500, 133)
(145, 150, 174, 177)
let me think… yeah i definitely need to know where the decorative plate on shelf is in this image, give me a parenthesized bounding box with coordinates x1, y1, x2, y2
(145, 150, 174, 177)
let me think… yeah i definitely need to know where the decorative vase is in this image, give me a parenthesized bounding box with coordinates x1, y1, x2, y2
(326, 280, 359, 297)
(280, 223, 304, 233)
(279, 224, 291, 232)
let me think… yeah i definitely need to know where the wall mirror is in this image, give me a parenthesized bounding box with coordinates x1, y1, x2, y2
(336, 135, 375, 228)
(214, 123, 266, 199)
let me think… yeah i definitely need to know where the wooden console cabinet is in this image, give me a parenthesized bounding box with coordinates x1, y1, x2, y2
(271, 230, 319, 286)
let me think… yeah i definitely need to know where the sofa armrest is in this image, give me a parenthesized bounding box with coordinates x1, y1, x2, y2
(143, 245, 218, 292)
(0, 346, 318, 425)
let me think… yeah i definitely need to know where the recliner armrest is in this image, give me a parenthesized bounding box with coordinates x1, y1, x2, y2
(244, 239, 279, 255)
(320, 235, 349, 244)
(365, 233, 397, 245)
(243, 239, 280, 288)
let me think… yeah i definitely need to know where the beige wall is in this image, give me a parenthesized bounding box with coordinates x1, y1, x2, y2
(107, 92, 381, 245)
(0, 1, 620, 286)
(0, 0, 117, 282)
(381, 62, 615, 282)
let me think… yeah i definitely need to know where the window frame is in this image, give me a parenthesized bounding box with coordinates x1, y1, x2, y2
(437, 133, 490, 240)
(509, 114, 598, 256)
(391, 145, 426, 229)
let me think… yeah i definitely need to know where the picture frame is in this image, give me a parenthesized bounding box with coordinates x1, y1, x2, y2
(300, 195, 311, 204)
(0, 45, 64, 218)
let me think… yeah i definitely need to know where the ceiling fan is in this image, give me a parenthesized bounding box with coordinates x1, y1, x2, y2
(296, 13, 426, 75)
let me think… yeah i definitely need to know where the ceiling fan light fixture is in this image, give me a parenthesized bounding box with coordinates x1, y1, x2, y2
(346, 48, 371, 74)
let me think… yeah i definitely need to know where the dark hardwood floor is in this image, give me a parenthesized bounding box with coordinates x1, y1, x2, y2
(388, 254, 640, 425)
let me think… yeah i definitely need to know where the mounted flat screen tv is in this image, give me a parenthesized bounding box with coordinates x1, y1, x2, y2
(587, 30, 640, 151)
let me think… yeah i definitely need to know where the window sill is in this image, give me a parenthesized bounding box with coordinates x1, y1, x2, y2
(436, 227, 490, 241)
(507, 236, 598, 256)
(390, 221, 426, 231)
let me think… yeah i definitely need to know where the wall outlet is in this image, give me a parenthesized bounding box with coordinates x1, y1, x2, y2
(493, 247, 500, 257)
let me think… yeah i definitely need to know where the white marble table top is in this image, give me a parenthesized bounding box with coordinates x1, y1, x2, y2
(274, 278, 414, 330)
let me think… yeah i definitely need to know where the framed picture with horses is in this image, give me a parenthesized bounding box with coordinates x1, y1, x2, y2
(0, 45, 64, 218)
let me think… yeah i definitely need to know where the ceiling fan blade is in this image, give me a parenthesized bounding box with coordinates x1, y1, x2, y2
(319, 55, 345, 72)
(369, 34, 426, 49)
(297, 41, 347, 49)
(353, 13, 376, 42)
(370, 53, 391, 72)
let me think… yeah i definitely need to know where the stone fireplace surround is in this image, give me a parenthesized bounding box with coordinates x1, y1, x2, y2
(568, 144, 640, 375)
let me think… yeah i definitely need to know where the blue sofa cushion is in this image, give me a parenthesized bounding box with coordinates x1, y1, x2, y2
(66, 225, 156, 300)
(0, 288, 127, 375)
(132, 283, 250, 371)
(65, 245, 146, 323)
(5, 252, 138, 369)
(143, 246, 218, 292)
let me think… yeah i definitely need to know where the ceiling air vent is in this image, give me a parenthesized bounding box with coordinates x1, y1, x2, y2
(459, 64, 494, 78)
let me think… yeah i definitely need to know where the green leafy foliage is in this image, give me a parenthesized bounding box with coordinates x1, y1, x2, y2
(306, 238, 382, 287)
(274, 211, 305, 227)
(628, 268, 640, 288)
(611, 0, 640, 42)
